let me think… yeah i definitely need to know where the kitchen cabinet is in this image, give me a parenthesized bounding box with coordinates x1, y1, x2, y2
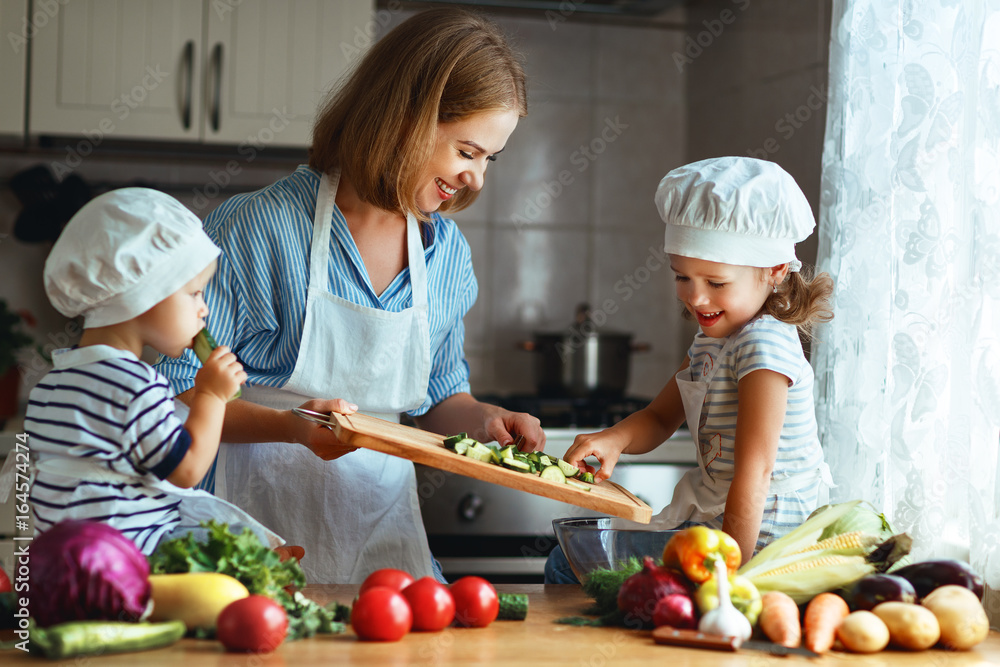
(29, 0, 372, 147)
(0, 0, 27, 135)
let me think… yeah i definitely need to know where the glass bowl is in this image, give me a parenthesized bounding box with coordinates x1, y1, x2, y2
(552, 516, 680, 582)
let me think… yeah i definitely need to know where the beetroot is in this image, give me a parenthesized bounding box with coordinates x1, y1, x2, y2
(617, 556, 694, 628)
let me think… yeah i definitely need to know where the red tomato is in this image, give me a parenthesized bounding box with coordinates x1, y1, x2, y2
(216, 595, 288, 653)
(449, 576, 499, 628)
(351, 586, 413, 641)
(0, 567, 10, 593)
(401, 577, 455, 632)
(359, 568, 415, 594)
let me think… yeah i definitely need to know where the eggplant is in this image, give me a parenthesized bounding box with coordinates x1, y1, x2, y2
(891, 559, 985, 600)
(846, 574, 916, 611)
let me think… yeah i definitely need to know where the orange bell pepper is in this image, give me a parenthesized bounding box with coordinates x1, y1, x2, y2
(662, 526, 741, 583)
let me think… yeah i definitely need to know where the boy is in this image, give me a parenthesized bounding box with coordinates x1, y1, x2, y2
(25, 188, 284, 555)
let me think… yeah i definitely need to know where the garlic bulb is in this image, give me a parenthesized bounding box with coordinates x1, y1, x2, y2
(698, 558, 752, 640)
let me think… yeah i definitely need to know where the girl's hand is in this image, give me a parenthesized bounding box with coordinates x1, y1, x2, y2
(290, 398, 360, 461)
(193, 345, 246, 403)
(563, 429, 629, 482)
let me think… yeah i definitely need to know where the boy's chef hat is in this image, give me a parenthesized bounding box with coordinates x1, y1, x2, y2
(655, 157, 814, 272)
(44, 188, 220, 328)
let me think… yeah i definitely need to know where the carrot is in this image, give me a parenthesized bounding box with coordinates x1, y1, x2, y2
(759, 591, 801, 648)
(803, 592, 850, 653)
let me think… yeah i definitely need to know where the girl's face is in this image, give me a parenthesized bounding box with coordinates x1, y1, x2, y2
(415, 109, 519, 213)
(670, 255, 776, 338)
(137, 261, 215, 358)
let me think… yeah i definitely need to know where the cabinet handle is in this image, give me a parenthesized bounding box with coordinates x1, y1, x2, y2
(181, 40, 194, 130)
(210, 43, 223, 133)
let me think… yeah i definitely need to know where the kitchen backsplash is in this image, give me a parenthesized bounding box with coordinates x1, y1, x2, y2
(0, 0, 830, 407)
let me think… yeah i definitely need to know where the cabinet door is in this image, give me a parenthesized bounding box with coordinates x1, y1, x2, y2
(30, 0, 203, 142)
(0, 0, 27, 135)
(203, 0, 372, 147)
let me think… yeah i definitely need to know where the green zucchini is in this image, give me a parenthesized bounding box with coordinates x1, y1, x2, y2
(192, 328, 241, 400)
(29, 620, 186, 659)
(539, 465, 566, 483)
(497, 593, 528, 621)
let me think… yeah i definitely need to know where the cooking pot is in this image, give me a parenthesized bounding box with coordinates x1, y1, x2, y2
(517, 304, 650, 398)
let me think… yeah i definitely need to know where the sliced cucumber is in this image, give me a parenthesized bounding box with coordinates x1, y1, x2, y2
(565, 478, 592, 492)
(502, 458, 532, 473)
(443, 433, 468, 449)
(453, 441, 470, 456)
(497, 593, 528, 621)
(487, 445, 502, 465)
(538, 454, 553, 468)
(465, 443, 494, 463)
(579, 471, 595, 484)
(499, 445, 517, 460)
(556, 458, 579, 478)
(539, 465, 566, 483)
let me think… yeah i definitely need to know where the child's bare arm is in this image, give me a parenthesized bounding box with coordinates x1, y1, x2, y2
(722, 368, 788, 564)
(168, 346, 246, 488)
(563, 360, 688, 481)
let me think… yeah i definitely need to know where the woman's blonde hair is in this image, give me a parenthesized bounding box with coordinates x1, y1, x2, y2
(309, 8, 527, 220)
(762, 266, 834, 337)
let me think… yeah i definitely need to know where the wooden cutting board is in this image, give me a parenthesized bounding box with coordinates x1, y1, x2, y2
(325, 411, 652, 523)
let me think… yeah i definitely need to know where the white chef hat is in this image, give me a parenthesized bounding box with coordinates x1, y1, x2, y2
(655, 157, 814, 272)
(44, 188, 220, 328)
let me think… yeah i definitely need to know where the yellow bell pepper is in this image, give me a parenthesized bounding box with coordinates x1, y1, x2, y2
(662, 526, 742, 583)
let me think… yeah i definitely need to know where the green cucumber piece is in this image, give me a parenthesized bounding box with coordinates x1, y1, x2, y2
(497, 593, 528, 621)
(499, 445, 517, 460)
(29, 620, 186, 659)
(502, 458, 531, 473)
(579, 471, 595, 484)
(487, 445, 502, 465)
(465, 443, 494, 463)
(443, 433, 468, 449)
(565, 478, 592, 492)
(538, 454, 553, 468)
(453, 441, 470, 455)
(192, 328, 241, 400)
(539, 465, 567, 483)
(556, 458, 580, 478)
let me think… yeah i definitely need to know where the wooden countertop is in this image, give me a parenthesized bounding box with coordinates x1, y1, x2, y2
(4, 585, 1000, 666)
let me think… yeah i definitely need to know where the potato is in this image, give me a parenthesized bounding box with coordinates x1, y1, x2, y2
(921, 585, 990, 650)
(836, 610, 890, 653)
(872, 601, 940, 650)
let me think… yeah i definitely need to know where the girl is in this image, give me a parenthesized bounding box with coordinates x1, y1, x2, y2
(155, 9, 542, 584)
(547, 157, 834, 583)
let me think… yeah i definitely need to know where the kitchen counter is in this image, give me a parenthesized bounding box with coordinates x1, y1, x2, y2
(4, 585, 999, 666)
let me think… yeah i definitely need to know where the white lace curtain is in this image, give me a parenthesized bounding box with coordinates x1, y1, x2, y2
(815, 0, 1000, 621)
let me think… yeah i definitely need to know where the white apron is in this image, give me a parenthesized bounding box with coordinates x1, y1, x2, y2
(213, 170, 434, 584)
(652, 336, 832, 529)
(0, 450, 284, 553)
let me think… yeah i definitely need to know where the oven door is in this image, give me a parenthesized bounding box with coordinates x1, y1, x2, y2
(416, 461, 695, 583)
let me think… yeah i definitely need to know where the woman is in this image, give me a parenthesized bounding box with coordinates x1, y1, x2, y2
(156, 9, 542, 584)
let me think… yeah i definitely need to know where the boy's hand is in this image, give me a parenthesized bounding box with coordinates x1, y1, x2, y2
(193, 345, 246, 403)
(563, 430, 628, 483)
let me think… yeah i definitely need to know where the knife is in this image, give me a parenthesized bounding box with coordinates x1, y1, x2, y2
(651, 627, 821, 658)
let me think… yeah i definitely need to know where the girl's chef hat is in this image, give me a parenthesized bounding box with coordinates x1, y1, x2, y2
(655, 156, 814, 272)
(44, 188, 220, 328)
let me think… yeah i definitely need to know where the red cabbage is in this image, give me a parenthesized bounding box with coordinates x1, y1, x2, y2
(29, 519, 152, 627)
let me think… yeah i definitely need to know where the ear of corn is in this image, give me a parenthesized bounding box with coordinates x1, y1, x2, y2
(751, 559, 876, 604)
(793, 531, 881, 554)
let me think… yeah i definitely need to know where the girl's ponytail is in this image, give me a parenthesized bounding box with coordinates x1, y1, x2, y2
(762, 267, 834, 337)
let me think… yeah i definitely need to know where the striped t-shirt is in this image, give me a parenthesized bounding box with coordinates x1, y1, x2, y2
(25, 345, 191, 554)
(155, 165, 477, 413)
(688, 315, 825, 549)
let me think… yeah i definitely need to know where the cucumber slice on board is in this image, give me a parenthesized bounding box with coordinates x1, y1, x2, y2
(539, 465, 566, 483)
(502, 458, 532, 473)
(556, 458, 579, 478)
(192, 328, 241, 400)
(565, 478, 592, 492)
(443, 433, 468, 449)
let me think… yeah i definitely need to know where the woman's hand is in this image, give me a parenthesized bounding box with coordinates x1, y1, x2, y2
(414, 392, 545, 452)
(480, 402, 545, 452)
(563, 428, 630, 482)
(290, 398, 361, 461)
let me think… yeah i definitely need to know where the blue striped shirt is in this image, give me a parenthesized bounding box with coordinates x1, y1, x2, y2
(25, 346, 191, 554)
(687, 315, 825, 551)
(155, 165, 477, 412)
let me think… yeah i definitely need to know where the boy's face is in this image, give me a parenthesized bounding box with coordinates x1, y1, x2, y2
(669, 255, 776, 338)
(136, 261, 216, 358)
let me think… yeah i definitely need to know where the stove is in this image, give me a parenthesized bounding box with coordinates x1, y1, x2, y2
(416, 394, 697, 583)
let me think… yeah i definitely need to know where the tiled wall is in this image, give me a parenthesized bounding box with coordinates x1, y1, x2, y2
(0, 1, 832, 406)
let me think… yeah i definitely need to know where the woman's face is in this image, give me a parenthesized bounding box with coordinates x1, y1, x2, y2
(415, 109, 519, 213)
